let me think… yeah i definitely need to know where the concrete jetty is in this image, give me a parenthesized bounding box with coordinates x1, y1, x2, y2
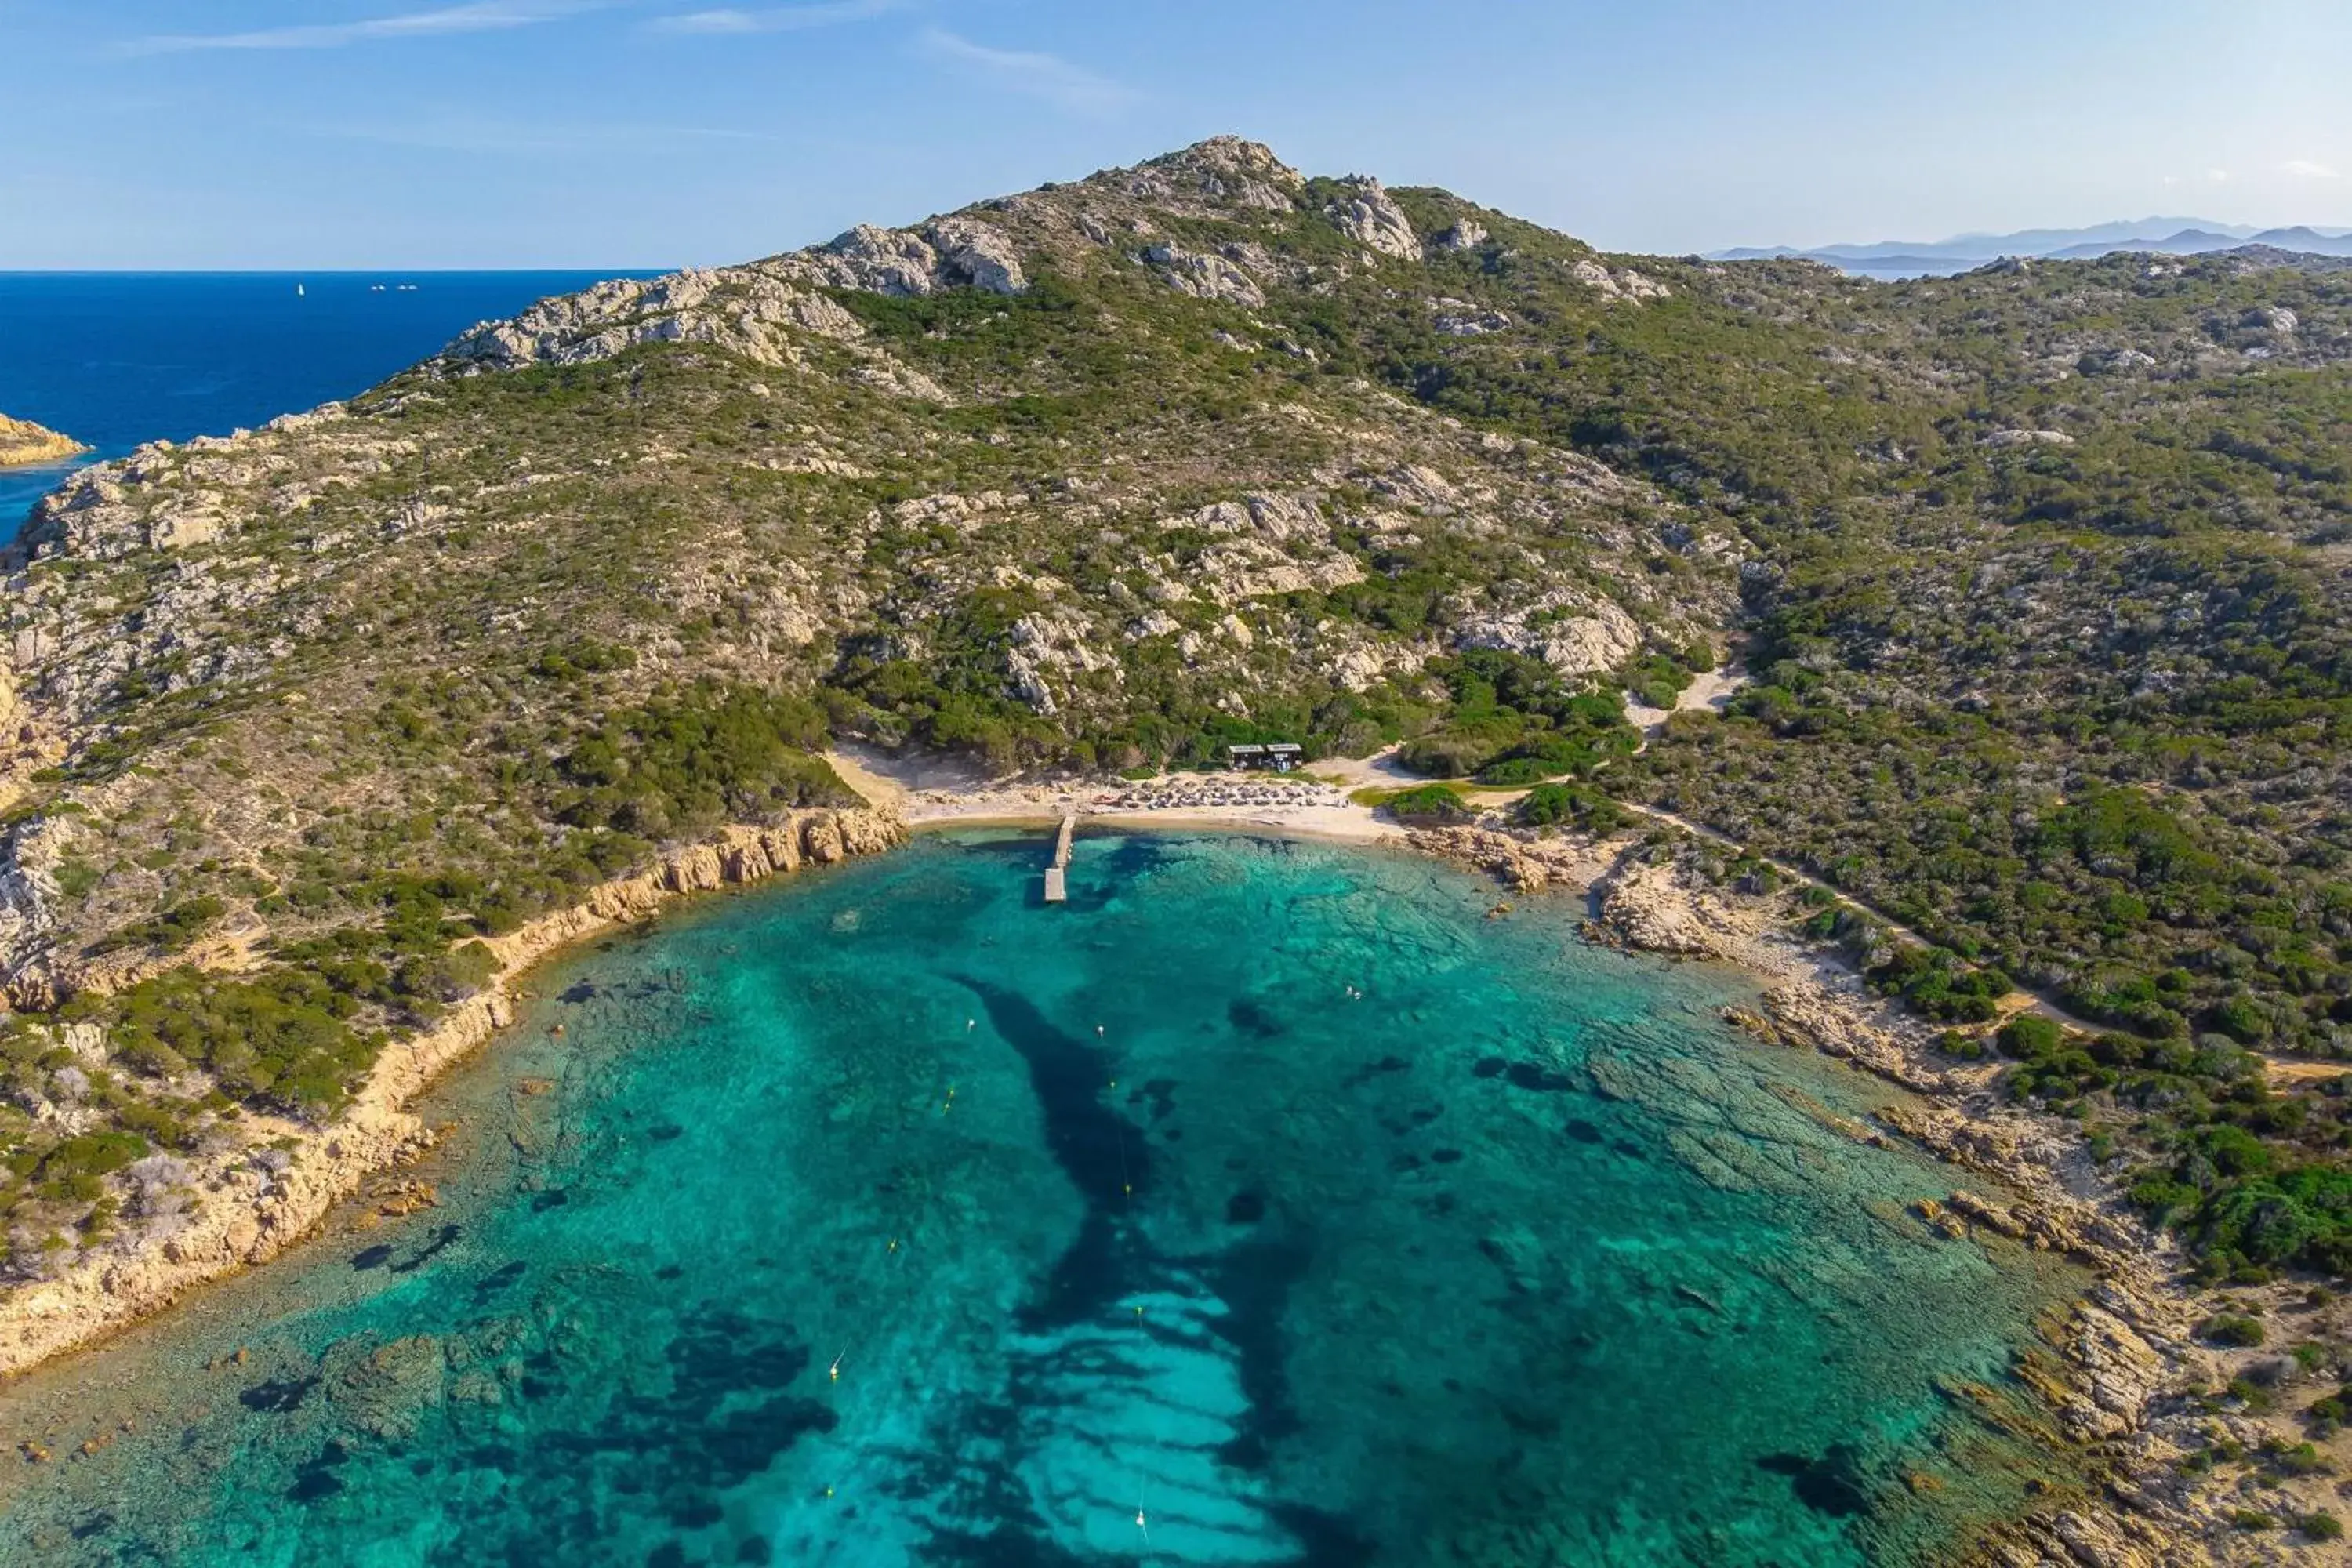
(1044, 813, 1076, 903)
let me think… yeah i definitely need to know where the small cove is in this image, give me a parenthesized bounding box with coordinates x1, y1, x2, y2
(0, 830, 2096, 1565)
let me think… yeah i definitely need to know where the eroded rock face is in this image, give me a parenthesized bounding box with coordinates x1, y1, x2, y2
(439, 216, 1027, 376)
(1456, 593, 1642, 675)
(1326, 176, 1420, 260)
(816, 224, 942, 296)
(927, 217, 1028, 295)
(1432, 299, 1512, 336)
(1126, 136, 1304, 214)
(1595, 859, 1722, 956)
(1570, 259, 1671, 303)
(1433, 218, 1489, 251)
(0, 414, 89, 470)
(441, 264, 872, 373)
(1141, 242, 1266, 306)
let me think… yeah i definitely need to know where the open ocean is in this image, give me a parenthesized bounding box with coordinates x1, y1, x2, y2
(0, 270, 659, 540)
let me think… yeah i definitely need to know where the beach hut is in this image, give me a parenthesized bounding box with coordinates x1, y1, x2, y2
(1225, 742, 1303, 774)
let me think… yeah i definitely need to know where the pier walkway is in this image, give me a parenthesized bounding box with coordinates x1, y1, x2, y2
(1043, 814, 1076, 903)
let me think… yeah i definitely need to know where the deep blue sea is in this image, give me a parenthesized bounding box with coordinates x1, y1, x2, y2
(0, 833, 2096, 1566)
(0, 271, 658, 539)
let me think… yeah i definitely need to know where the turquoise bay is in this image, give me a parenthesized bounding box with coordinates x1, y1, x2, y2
(0, 832, 2088, 1565)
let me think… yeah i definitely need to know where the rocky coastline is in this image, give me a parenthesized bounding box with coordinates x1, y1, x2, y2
(0, 415, 87, 470)
(0, 784, 2324, 1564)
(0, 808, 901, 1377)
(1416, 822, 2343, 1568)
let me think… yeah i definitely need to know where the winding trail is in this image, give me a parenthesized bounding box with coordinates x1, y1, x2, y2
(1606, 796, 2336, 1085)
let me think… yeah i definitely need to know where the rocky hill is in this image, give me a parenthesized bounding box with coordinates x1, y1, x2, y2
(0, 415, 85, 469)
(3, 136, 2352, 1314)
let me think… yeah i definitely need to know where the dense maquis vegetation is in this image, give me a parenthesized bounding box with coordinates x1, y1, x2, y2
(1, 136, 2350, 1280)
(1393, 648, 1640, 783)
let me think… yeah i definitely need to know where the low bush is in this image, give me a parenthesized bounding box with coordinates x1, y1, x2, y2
(2201, 1314, 2268, 1348)
(1381, 784, 1472, 824)
(1518, 782, 1628, 833)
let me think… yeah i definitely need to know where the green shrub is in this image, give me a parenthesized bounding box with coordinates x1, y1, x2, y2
(92, 896, 227, 957)
(37, 1131, 148, 1182)
(1869, 945, 2010, 1022)
(1475, 756, 1559, 786)
(2265, 1439, 2331, 1477)
(2201, 1314, 2267, 1348)
(555, 684, 845, 838)
(1996, 1014, 2063, 1059)
(396, 940, 501, 1008)
(85, 967, 385, 1119)
(1381, 784, 1472, 824)
(1518, 782, 1627, 833)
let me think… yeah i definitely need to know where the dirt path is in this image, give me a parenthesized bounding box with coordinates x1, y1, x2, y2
(1612, 795, 2346, 1087)
(1613, 796, 2124, 1035)
(1624, 666, 1751, 738)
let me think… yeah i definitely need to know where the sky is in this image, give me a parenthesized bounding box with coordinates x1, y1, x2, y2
(4, 0, 2350, 268)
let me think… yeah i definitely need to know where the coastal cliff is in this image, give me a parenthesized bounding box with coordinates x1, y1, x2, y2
(0, 808, 899, 1376)
(0, 415, 85, 469)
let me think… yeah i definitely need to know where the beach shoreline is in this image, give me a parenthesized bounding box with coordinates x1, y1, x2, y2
(0, 758, 2293, 1561)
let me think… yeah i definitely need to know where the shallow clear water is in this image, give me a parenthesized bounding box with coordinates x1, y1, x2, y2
(0, 833, 2089, 1565)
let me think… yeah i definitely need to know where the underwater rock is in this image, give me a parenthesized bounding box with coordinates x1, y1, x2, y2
(324, 1334, 448, 1440)
(1478, 1223, 1546, 1294)
(1761, 1443, 1875, 1519)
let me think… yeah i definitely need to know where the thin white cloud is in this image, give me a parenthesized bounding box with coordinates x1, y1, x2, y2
(920, 27, 1135, 116)
(318, 111, 788, 154)
(2207, 168, 2231, 183)
(651, 1, 896, 34)
(124, 2, 583, 55)
(2284, 158, 2341, 180)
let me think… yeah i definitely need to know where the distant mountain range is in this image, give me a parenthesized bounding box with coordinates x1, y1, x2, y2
(1713, 218, 2352, 277)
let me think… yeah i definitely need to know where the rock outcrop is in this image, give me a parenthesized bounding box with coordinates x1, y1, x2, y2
(1570, 259, 1672, 303)
(0, 413, 88, 469)
(1142, 241, 1268, 307)
(1326, 176, 1421, 260)
(437, 212, 1026, 375)
(1432, 217, 1489, 251)
(1456, 590, 1643, 675)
